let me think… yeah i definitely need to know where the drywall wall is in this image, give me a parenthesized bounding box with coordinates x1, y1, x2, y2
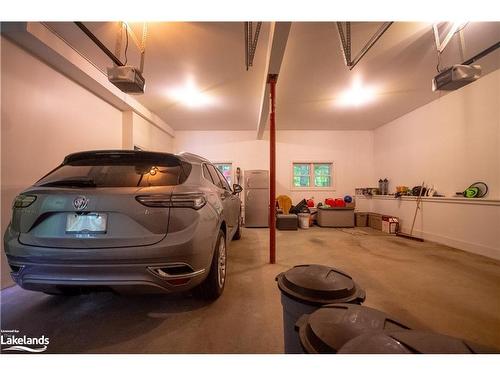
(0, 37, 123, 288)
(131, 112, 174, 152)
(174, 130, 374, 203)
(370, 69, 500, 259)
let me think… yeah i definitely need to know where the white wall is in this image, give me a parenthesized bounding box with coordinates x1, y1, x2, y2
(131, 112, 174, 152)
(174, 130, 374, 203)
(1, 37, 123, 288)
(370, 69, 500, 259)
(0, 38, 174, 289)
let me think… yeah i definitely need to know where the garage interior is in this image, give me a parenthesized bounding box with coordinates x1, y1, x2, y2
(1, 21, 500, 354)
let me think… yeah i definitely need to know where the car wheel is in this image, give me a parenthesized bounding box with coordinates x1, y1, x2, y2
(233, 218, 242, 240)
(195, 229, 226, 300)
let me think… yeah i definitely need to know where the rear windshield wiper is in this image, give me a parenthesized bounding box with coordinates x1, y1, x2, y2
(38, 178, 97, 188)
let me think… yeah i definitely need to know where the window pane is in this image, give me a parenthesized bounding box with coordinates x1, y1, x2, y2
(293, 164, 310, 176)
(215, 163, 232, 186)
(314, 164, 331, 176)
(294, 176, 310, 187)
(36, 155, 189, 187)
(314, 176, 331, 187)
(207, 165, 224, 189)
(215, 168, 231, 191)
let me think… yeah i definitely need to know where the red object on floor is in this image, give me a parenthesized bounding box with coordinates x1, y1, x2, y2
(307, 199, 315, 207)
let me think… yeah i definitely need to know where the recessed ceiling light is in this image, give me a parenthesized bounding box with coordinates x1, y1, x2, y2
(168, 77, 216, 108)
(336, 76, 376, 107)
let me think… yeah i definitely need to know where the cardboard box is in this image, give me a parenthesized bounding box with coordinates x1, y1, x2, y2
(382, 216, 399, 234)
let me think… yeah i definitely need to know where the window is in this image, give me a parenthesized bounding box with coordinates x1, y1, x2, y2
(205, 164, 224, 189)
(293, 162, 333, 189)
(214, 163, 232, 186)
(203, 164, 215, 184)
(215, 168, 231, 191)
(36, 153, 191, 188)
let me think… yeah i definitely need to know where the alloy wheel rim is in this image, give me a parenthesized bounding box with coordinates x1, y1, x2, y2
(217, 237, 226, 288)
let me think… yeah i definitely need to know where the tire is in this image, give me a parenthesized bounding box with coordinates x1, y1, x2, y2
(233, 218, 242, 240)
(195, 229, 227, 300)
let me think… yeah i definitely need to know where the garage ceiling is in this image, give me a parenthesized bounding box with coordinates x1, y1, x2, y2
(45, 21, 500, 131)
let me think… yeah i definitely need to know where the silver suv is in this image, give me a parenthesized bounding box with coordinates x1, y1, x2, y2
(3, 150, 243, 299)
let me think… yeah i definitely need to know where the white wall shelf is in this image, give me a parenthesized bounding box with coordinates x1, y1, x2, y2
(355, 195, 500, 207)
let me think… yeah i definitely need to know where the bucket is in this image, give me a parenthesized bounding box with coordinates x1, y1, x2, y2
(298, 213, 310, 229)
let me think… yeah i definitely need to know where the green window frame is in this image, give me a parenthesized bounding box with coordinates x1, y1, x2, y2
(293, 162, 333, 188)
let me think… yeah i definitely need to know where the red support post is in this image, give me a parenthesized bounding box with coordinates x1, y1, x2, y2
(268, 74, 278, 264)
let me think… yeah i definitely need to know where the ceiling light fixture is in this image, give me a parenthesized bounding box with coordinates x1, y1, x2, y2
(336, 77, 376, 107)
(168, 77, 216, 108)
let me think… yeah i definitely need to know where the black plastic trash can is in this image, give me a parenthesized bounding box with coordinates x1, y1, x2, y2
(276, 264, 366, 353)
(295, 303, 411, 353)
(338, 330, 499, 354)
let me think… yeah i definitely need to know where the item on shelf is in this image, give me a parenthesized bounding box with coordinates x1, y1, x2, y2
(383, 178, 389, 195)
(456, 182, 488, 198)
(411, 185, 427, 196)
(344, 195, 353, 203)
(306, 198, 315, 207)
(355, 188, 365, 195)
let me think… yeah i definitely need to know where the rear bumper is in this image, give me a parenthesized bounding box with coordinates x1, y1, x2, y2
(3, 218, 217, 294)
(6, 260, 207, 294)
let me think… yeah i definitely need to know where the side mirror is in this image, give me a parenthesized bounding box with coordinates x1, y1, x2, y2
(232, 184, 243, 194)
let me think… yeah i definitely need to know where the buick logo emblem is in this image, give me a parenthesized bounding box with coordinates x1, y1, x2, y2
(73, 196, 89, 211)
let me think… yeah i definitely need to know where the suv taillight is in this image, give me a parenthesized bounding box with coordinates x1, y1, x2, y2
(136, 193, 206, 210)
(13, 195, 37, 208)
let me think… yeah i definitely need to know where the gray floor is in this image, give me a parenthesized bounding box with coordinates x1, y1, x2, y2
(1, 226, 499, 353)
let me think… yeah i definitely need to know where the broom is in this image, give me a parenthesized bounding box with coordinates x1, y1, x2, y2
(396, 181, 425, 242)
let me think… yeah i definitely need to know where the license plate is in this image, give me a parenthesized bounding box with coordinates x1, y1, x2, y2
(66, 213, 107, 234)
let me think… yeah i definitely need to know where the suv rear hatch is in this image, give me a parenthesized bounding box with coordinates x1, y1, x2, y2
(15, 150, 191, 249)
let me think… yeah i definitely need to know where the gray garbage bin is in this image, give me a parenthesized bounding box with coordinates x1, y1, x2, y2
(276, 264, 366, 354)
(338, 330, 499, 354)
(295, 303, 411, 353)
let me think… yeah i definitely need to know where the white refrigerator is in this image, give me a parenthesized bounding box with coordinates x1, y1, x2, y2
(244, 170, 269, 228)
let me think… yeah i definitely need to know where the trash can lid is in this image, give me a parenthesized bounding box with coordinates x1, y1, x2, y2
(276, 264, 365, 306)
(295, 303, 410, 353)
(338, 330, 498, 354)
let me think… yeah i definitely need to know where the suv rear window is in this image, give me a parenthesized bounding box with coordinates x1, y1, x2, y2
(36, 151, 192, 188)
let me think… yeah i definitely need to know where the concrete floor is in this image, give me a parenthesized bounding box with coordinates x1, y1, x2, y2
(1, 226, 499, 353)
